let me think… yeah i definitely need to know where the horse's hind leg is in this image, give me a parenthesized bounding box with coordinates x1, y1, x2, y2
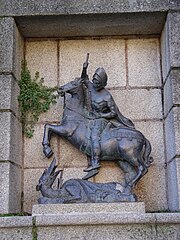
(117, 160, 137, 194)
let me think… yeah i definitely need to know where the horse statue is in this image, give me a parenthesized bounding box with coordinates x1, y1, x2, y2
(42, 76, 153, 194)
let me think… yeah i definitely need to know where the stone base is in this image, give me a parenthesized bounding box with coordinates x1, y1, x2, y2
(0, 213, 180, 240)
(32, 202, 145, 216)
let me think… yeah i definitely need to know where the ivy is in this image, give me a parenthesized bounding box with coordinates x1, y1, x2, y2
(18, 61, 58, 138)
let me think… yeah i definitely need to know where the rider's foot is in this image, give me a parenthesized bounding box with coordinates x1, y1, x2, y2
(83, 163, 101, 172)
(82, 169, 99, 180)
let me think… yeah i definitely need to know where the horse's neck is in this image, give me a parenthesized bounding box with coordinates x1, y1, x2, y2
(69, 88, 84, 108)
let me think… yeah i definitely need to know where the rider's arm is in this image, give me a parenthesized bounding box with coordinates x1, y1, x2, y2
(81, 61, 90, 88)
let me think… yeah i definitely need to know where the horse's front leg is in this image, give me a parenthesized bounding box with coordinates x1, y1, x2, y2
(42, 124, 68, 158)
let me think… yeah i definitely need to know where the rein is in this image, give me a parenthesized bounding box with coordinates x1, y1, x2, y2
(65, 105, 87, 120)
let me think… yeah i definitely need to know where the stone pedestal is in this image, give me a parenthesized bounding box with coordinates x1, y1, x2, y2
(32, 202, 145, 216)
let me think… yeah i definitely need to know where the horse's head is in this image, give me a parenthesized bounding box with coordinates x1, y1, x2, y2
(58, 78, 83, 97)
(36, 158, 61, 191)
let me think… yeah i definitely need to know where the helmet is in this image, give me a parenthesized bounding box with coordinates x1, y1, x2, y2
(93, 68, 107, 86)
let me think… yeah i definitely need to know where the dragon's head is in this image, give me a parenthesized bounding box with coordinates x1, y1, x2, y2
(36, 158, 61, 191)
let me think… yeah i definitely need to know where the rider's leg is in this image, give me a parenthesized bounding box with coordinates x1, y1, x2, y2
(84, 121, 101, 172)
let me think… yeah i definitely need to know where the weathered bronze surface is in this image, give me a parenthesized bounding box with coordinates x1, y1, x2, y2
(40, 54, 153, 203)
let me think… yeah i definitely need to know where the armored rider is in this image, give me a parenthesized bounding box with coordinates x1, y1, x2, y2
(81, 55, 135, 172)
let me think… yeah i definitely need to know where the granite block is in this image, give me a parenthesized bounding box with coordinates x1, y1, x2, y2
(36, 222, 155, 240)
(15, 12, 166, 38)
(160, 18, 170, 81)
(32, 202, 145, 216)
(135, 121, 165, 164)
(94, 161, 124, 183)
(111, 88, 162, 120)
(0, 163, 10, 213)
(167, 159, 179, 210)
(164, 69, 180, 117)
(168, 12, 180, 68)
(35, 213, 156, 226)
(134, 164, 168, 212)
(25, 40, 58, 87)
(0, 74, 20, 116)
(0, 0, 171, 16)
(0, 18, 14, 73)
(59, 138, 87, 168)
(165, 107, 180, 161)
(59, 39, 126, 88)
(0, 217, 32, 240)
(156, 224, 180, 239)
(38, 98, 64, 123)
(176, 158, 180, 209)
(0, 227, 32, 240)
(128, 39, 161, 87)
(161, 12, 180, 80)
(8, 164, 22, 213)
(0, 162, 21, 214)
(0, 112, 22, 166)
(0, 18, 23, 80)
(62, 167, 87, 182)
(23, 168, 44, 213)
(13, 19, 24, 80)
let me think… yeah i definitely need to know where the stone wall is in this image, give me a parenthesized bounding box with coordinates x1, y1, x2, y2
(23, 37, 166, 213)
(0, 17, 23, 213)
(0, 0, 180, 214)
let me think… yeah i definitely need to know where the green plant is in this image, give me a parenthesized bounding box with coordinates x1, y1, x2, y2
(0, 212, 30, 217)
(18, 61, 58, 138)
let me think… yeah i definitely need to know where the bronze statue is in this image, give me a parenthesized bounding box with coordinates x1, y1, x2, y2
(42, 54, 153, 197)
(81, 54, 135, 173)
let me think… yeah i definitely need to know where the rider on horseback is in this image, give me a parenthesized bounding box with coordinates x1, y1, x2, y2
(81, 55, 135, 172)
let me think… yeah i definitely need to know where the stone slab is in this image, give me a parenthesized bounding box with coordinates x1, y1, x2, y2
(165, 107, 180, 161)
(34, 213, 180, 240)
(0, 17, 23, 80)
(0, 0, 172, 16)
(160, 15, 171, 81)
(0, 74, 20, 116)
(16, 12, 166, 38)
(111, 88, 162, 120)
(168, 12, 180, 68)
(167, 158, 179, 210)
(0, 213, 180, 240)
(0, 18, 14, 73)
(161, 12, 180, 80)
(164, 69, 180, 117)
(0, 216, 33, 240)
(32, 202, 145, 216)
(128, 38, 161, 87)
(23, 168, 45, 213)
(135, 121, 165, 165)
(59, 39, 126, 88)
(25, 40, 58, 88)
(0, 112, 22, 166)
(0, 162, 22, 213)
(134, 163, 168, 212)
(59, 138, 87, 168)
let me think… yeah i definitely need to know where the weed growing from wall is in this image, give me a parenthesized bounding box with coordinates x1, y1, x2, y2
(18, 61, 58, 138)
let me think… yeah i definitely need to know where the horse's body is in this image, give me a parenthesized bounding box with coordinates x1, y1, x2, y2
(42, 78, 153, 191)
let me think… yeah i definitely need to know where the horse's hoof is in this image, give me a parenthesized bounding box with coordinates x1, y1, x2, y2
(43, 145, 53, 158)
(82, 169, 99, 180)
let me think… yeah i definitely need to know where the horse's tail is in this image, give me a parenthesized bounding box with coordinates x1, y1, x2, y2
(143, 138, 154, 168)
